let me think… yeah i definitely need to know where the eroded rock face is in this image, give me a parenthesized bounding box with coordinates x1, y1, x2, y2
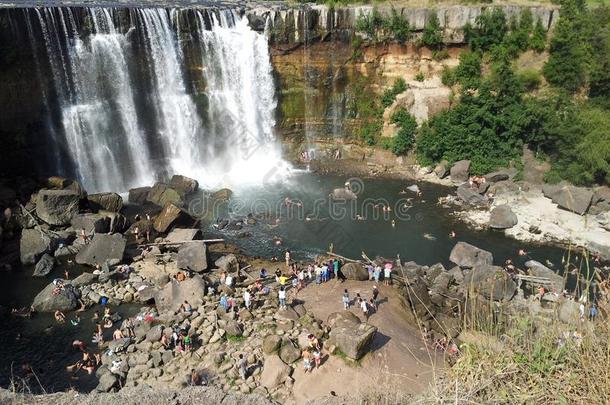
(36, 189, 80, 226)
(88, 192, 123, 213)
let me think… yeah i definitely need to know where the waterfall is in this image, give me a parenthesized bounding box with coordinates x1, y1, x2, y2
(23, 6, 287, 193)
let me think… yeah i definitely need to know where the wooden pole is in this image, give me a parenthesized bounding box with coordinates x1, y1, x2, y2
(325, 251, 362, 263)
(138, 239, 224, 247)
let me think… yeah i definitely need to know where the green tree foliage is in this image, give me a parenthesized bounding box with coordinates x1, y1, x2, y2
(383, 8, 411, 44)
(381, 78, 407, 107)
(422, 11, 444, 50)
(454, 51, 482, 88)
(587, 6, 610, 101)
(355, 8, 384, 41)
(530, 19, 547, 52)
(543, 13, 586, 92)
(389, 109, 417, 155)
(465, 9, 508, 52)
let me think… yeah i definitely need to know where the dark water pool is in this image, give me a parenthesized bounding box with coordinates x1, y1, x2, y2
(0, 172, 572, 393)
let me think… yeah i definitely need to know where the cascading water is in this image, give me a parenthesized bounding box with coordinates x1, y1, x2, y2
(22, 6, 287, 192)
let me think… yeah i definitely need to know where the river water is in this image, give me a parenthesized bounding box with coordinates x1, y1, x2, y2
(0, 173, 569, 393)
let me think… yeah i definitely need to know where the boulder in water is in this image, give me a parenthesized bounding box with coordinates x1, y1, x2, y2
(457, 185, 488, 206)
(20, 228, 60, 265)
(147, 182, 183, 207)
(33, 253, 55, 277)
(489, 205, 518, 229)
(340, 262, 368, 281)
(176, 241, 208, 272)
(450, 160, 470, 183)
(71, 213, 111, 234)
(450, 242, 493, 268)
(407, 184, 420, 193)
(153, 204, 192, 233)
(328, 311, 377, 360)
(169, 175, 198, 196)
(331, 188, 357, 200)
(153, 275, 206, 312)
(75, 233, 126, 266)
(542, 184, 593, 215)
(87, 192, 123, 213)
(31, 282, 79, 312)
(36, 189, 80, 226)
(128, 187, 151, 205)
(464, 264, 516, 301)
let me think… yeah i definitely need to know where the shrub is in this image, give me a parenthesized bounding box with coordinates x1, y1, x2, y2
(432, 48, 450, 61)
(355, 8, 384, 41)
(517, 69, 542, 91)
(381, 78, 408, 107)
(454, 51, 482, 88)
(422, 11, 444, 50)
(530, 18, 547, 52)
(384, 8, 411, 44)
(465, 9, 508, 52)
(415, 72, 425, 82)
(360, 121, 382, 146)
(441, 66, 457, 86)
(390, 109, 417, 155)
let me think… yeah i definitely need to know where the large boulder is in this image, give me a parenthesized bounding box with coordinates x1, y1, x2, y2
(450, 242, 493, 268)
(211, 188, 233, 201)
(330, 188, 357, 200)
(102, 211, 128, 233)
(169, 175, 198, 196)
(328, 311, 377, 360)
(484, 171, 510, 183)
(450, 160, 470, 183)
(20, 229, 60, 264)
(153, 204, 192, 233)
(71, 213, 110, 234)
(33, 253, 55, 277)
(542, 184, 593, 215)
(404, 276, 434, 318)
(489, 205, 518, 229)
(431, 313, 461, 338)
(215, 254, 239, 273)
(464, 265, 516, 301)
(32, 282, 79, 312)
(434, 161, 448, 179)
(176, 241, 207, 272)
(153, 275, 206, 312)
(457, 185, 488, 206)
(525, 260, 564, 292)
(165, 228, 201, 243)
(260, 355, 291, 389)
(340, 262, 368, 281)
(96, 372, 118, 392)
(36, 189, 80, 226)
(263, 335, 282, 354)
(128, 187, 151, 205)
(147, 183, 183, 207)
(279, 339, 301, 364)
(87, 192, 123, 213)
(75, 233, 126, 266)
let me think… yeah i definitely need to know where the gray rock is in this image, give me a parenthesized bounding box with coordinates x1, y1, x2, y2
(71, 272, 98, 287)
(75, 233, 126, 266)
(340, 262, 368, 281)
(153, 204, 191, 233)
(215, 254, 239, 273)
(259, 355, 291, 389)
(32, 282, 79, 312)
(450, 242, 493, 268)
(450, 160, 470, 182)
(542, 184, 593, 215)
(102, 211, 128, 233)
(464, 265, 516, 301)
(71, 213, 111, 234)
(484, 171, 510, 183)
(169, 175, 199, 196)
(88, 192, 123, 213)
(456, 185, 488, 206)
(263, 335, 282, 354)
(224, 319, 243, 337)
(146, 325, 164, 343)
(279, 339, 301, 364)
(128, 187, 151, 205)
(36, 189, 80, 226)
(433, 161, 448, 178)
(525, 260, 564, 292)
(176, 241, 207, 272)
(558, 300, 580, 325)
(431, 313, 460, 338)
(147, 183, 183, 207)
(20, 229, 60, 265)
(96, 372, 118, 392)
(54, 244, 81, 258)
(328, 312, 377, 360)
(489, 205, 518, 229)
(33, 253, 55, 277)
(153, 275, 206, 312)
(108, 337, 131, 353)
(330, 188, 357, 200)
(403, 276, 433, 318)
(165, 228, 201, 243)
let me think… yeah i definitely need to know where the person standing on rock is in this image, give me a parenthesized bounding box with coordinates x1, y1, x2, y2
(302, 349, 313, 372)
(383, 264, 392, 286)
(278, 286, 287, 310)
(237, 354, 248, 380)
(359, 298, 369, 321)
(285, 250, 291, 268)
(243, 289, 251, 310)
(342, 289, 350, 310)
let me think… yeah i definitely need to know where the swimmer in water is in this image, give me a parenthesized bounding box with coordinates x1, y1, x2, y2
(398, 190, 408, 195)
(391, 220, 396, 228)
(449, 230, 456, 238)
(356, 214, 364, 221)
(518, 249, 528, 256)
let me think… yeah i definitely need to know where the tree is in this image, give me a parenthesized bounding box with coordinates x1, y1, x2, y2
(384, 8, 411, 43)
(543, 16, 586, 92)
(422, 11, 443, 49)
(355, 8, 384, 41)
(454, 51, 482, 88)
(530, 19, 547, 52)
(390, 109, 417, 155)
(466, 9, 508, 52)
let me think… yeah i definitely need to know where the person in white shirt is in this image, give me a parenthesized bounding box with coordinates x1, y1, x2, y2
(243, 289, 251, 309)
(278, 286, 287, 310)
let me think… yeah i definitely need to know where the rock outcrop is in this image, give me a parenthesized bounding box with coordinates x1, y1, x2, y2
(32, 281, 79, 312)
(340, 262, 368, 281)
(449, 242, 493, 268)
(20, 228, 60, 265)
(328, 311, 377, 360)
(36, 189, 80, 226)
(489, 205, 518, 229)
(176, 242, 208, 273)
(542, 184, 593, 215)
(75, 233, 126, 266)
(88, 192, 123, 213)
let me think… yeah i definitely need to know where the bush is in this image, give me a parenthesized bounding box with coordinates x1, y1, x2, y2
(422, 11, 444, 50)
(415, 72, 425, 82)
(381, 78, 408, 107)
(465, 9, 508, 52)
(530, 19, 547, 52)
(432, 48, 450, 61)
(454, 51, 482, 88)
(390, 109, 417, 155)
(355, 8, 384, 41)
(384, 8, 411, 44)
(441, 66, 457, 86)
(359, 121, 382, 146)
(517, 69, 542, 91)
